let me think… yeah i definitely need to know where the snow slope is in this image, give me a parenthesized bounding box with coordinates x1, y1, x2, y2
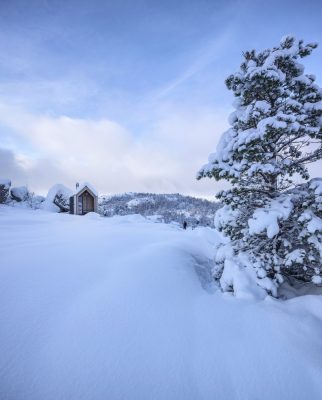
(0, 205, 322, 400)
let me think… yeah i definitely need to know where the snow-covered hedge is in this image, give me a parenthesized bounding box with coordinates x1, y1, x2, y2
(0, 179, 11, 203)
(0, 179, 11, 204)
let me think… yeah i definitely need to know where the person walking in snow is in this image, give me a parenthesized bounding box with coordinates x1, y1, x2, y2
(183, 221, 187, 230)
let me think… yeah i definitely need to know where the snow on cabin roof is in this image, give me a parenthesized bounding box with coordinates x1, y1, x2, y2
(73, 182, 98, 196)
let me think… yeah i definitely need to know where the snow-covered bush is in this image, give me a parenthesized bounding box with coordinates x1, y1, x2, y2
(198, 36, 322, 296)
(26, 193, 46, 209)
(11, 187, 46, 209)
(0, 179, 11, 203)
(10, 186, 29, 202)
(42, 184, 73, 212)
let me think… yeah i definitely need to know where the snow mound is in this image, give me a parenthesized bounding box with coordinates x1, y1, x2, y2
(42, 184, 73, 212)
(11, 186, 29, 202)
(83, 211, 101, 220)
(110, 213, 148, 224)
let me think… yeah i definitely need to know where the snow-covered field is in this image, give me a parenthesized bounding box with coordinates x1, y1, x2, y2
(1, 205, 322, 400)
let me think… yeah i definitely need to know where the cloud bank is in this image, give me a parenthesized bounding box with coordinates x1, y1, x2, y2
(0, 102, 229, 197)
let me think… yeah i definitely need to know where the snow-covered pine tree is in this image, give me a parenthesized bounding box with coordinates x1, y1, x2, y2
(198, 36, 322, 297)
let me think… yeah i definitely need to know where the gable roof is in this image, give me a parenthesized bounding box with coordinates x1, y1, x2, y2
(73, 182, 98, 197)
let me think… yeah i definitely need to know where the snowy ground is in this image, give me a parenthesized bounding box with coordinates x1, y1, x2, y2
(1, 205, 322, 400)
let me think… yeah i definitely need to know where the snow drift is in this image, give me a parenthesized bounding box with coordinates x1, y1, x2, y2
(0, 205, 322, 400)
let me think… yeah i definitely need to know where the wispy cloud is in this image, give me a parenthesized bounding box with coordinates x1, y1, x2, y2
(154, 31, 233, 100)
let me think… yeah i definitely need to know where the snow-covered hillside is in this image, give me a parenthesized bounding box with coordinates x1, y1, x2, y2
(99, 192, 220, 228)
(1, 205, 322, 400)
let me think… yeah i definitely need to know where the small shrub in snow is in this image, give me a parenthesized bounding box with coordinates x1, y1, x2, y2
(26, 193, 46, 209)
(0, 179, 11, 203)
(11, 186, 29, 202)
(199, 36, 322, 296)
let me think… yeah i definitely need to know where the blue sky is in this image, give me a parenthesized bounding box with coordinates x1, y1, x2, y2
(1, 0, 322, 196)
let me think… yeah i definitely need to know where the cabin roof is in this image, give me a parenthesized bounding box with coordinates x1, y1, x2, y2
(73, 182, 98, 197)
